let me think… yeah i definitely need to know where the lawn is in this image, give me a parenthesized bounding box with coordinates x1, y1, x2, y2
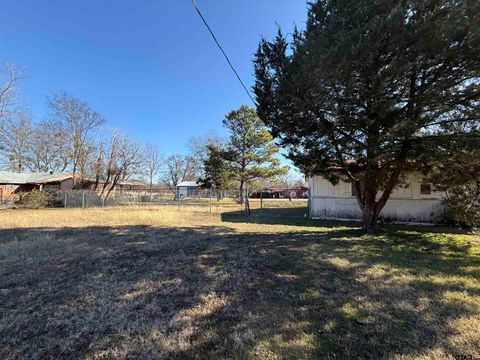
(0, 206, 479, 359)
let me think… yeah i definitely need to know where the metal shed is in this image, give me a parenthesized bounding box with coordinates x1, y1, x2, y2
(176, 181, 200, 199)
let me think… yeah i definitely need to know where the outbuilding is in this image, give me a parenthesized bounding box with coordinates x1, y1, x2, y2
(308, 172, 445, 224)
(175, 181, 200, 199)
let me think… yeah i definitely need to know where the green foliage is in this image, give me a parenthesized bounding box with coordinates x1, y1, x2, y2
(18, 189, 53, 208)
(198, 143, 234, 190)
(430, 146, 480, 230)
(254, 0, 480, 230)
(223, 105, 288, 191)
(445, 192, 480, 230)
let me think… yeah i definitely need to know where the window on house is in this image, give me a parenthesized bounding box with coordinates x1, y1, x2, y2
(4, 184, 14, 189)
(420, 183, 431, 195)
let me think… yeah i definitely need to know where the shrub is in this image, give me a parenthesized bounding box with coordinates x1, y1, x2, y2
(432, 200, 457, 227)
(429, 146, 480, 231)
(140, 195, 151, 202)
(444, 188, 480, 230)
(18, 190, 53, 208)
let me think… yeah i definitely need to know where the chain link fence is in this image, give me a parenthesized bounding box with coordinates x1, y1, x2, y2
(50, 188, 248, 212)
(4, 187, 309, 219)
(247, 195, 308, 219)
(49, 188, 307, 212)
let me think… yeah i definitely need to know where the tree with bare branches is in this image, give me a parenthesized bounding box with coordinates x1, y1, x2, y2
(160, 154, 197, 193)
(0, 61, 22, 124)
(99, 132, 143, 200)
(48, 92, 105, 186)
(0, 112, 33, 171)
(143, 144, 163, 200)
(27, 120, 71, 172)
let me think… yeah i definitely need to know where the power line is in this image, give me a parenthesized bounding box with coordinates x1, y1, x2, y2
(190, 0, 257, 106)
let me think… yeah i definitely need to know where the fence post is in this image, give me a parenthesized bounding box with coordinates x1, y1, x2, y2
(102, 197, 105, 207)
(64, 192, 67, 208)
(260, 189, 263, 216)
(177, 188, 180, 210)
(209, 188, 212, 214)
(82, 190, 85, 209)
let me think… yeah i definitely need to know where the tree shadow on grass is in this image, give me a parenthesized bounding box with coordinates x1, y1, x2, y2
(222, 206, 473, 236)
(0, 222, 479, 359)
(222, 206, 374, 229)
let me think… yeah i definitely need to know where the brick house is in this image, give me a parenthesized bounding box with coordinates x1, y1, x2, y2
(0, 171, 150, 203)
(0, 172, 79, 202)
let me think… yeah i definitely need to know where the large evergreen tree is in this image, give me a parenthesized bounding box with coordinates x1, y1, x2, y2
(223, 105, 287, 203)
(254, 0, 480, 231)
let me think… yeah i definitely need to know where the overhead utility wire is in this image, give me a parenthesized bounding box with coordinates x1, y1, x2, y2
(190, 0, 257, 105)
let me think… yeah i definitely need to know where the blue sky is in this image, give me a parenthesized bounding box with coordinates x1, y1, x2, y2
(0, 1, 308, 164)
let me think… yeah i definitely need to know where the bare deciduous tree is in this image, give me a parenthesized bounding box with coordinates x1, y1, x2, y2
(160, 154, 197, 193)
(0, 61, 22, 124)
(0, 112, 33, 171)
(90, 139, 105, 191)
(76, 141, 96, 187)
(27, 120, 71, 172)
(99, 132, 142, 200)
(48, 92, 105, 184)
(143, 144, 163, 199)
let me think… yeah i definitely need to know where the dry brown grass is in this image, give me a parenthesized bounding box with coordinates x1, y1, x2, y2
(0, 205, 479, 359)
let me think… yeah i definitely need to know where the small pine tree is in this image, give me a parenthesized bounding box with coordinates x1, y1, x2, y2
(223, 105, 288, 203)
(198, 143, 233, 200)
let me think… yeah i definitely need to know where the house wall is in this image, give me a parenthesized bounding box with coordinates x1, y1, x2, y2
(59, 178, 74, 190)
(43, 183, 60, 191)
(0, 184, 20, 201)
(0, 184, 36, 201)
(41, 178, 75, 191)
(309, 173, 445, 223)
(1, 179, 75, 202)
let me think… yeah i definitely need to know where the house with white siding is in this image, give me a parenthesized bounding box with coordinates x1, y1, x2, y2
(308, 172, 445, 224)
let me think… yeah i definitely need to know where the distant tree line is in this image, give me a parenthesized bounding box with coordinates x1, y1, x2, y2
(0, 62, 298, 202)
(0, 63, 158, 198)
